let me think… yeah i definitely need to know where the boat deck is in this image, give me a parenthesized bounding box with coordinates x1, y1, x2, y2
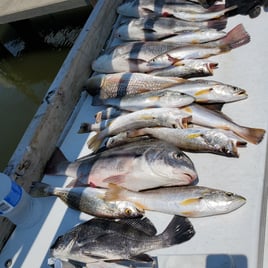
(0, 1, 267, 267)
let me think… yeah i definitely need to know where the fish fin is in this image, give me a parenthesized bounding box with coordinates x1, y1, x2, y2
(45, 147, 69, 175)
(167, 54, 182, 65)
(78, 123, 92, 133)
(207, 17, 227, 31)
(120, 216, 157, 236)
(103, 175, 126, 185)
(201, 103, 224, 111)
(131, 253, 154, 263)
(30, 182, 51, 197)
(194, 88, 213, 98)
(207, 4, 226, 12)
(126, 129, 148, 138)
(104, 183, 128, 201)
(180, 197, 201, 206)
(160, 215, 195, 247)
(95, 111, 103, 123)
(219, 24, 250, 51)
(237, 127, 265, 145)
(187, 133, 202, 139)
(87, 132, 104, 153)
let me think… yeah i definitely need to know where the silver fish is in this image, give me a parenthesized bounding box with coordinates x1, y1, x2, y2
(105, 184, 247, 217)
(115, 15, 227, 41)
(92, 89, 195, 111)
(165, 79, 248, 103)
(149, 59, 218, 78)
(45, 140, 198, 191)
(147, 24, 250, 69)
(161, 28, 227, 44)
(30, 182, 143, 219)
(114, 126, 247, 157)
(181, 103, 265, 144)
(92, 42, 180, 73)
(85, 108, 191, 152)
(50, 215, 195, 264)
(86, 72, 185, 99)
(117, 0, 231, 19)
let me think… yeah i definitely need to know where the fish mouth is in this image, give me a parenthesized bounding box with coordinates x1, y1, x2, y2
(182, 172, 198, 185)
(206, 62, 218, 75)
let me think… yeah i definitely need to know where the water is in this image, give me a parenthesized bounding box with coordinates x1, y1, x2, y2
(0, 6, 91, 170)
(0, 48, 69, 170)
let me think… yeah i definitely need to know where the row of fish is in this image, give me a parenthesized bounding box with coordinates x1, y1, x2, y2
(37, 0, 265, 267)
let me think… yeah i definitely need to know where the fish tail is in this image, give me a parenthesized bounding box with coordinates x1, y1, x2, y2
(87, 132, 104, 152)
(160, 215, 195, 247)
(78, 122, 93, 133)
(207, 18, 227, 31)
(78, 121, 107, 133)
(236, 126, 265, 145)
(219, 24, 250, 51)
(45, 147, 69, 175)
(30, 182, 52, 197)
(207, 4, 226, 12)
(127, 128, 148, 138)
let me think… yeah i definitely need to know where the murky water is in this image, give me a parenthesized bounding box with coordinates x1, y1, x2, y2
(0, 48, 69, 170)
(0, 6, 91, 170)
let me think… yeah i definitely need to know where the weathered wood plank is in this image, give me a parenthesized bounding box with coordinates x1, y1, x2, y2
(0, 0, 122, 252)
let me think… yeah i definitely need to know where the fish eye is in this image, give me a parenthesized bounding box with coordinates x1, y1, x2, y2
(173, 152, 183, 159)
(124, 208, 133, 215)
(226, 192, 234, 197)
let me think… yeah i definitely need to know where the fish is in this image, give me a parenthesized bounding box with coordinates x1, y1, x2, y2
(86, 72, 185, 99)
(106, 133, 151, 149)
(168, 5, 237, 21)
(117, 0, 234, 20)
(91, 89, 195, 111)
(105, 184, 247, 217)
(165, 79, 248, 103)
(148, 59, 218, 78)
(45, 140, 198, 191)
(181, 103, 266, 144)
(30, 182, 143, 219)
(50, 215, 195, 264)
(146, 24, 250, 69)
(113, 127, 247, 157)
(160, 28, 227, 44)
(91, 41, 181, 73)
(84, 108, 191, 152)
(115, 15, 227, 41)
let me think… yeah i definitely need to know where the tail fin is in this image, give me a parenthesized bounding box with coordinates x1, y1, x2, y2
(78, 121, 109, 133)
(45, 148, 69, 175)
(207, 17, 227, 31)
(235, 126, 265, 145)
(78, 122, 93, 133)
(30, 182, 52, 197)
(219, 24, 250, 51)
(160, 215, 195, 247)
(87, 132, 105, 153)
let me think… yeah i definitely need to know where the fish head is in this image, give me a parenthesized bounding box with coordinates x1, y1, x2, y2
(202, 130, 240, 157)
(145, 144, 198, 185)
(199, 189, 247, 215)
(212, 84, 248, 103)
(110, 201, 144, 218)
(50, 233, 77, 261)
